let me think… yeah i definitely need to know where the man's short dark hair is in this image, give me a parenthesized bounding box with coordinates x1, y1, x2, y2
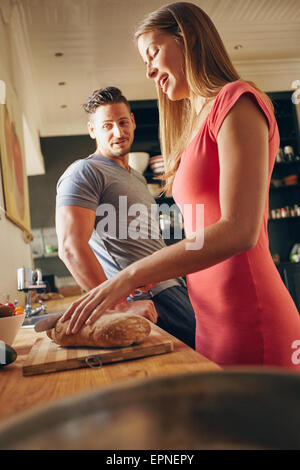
(83, 87, 131, 116)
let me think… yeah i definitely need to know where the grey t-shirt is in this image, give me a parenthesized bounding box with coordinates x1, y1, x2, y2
(56, 154, 180, 294)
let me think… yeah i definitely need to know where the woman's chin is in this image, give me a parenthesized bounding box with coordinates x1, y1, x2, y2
(166, 87, 189, 101)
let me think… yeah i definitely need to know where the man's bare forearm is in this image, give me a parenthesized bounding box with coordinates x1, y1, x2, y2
(59, 243, 107, 292)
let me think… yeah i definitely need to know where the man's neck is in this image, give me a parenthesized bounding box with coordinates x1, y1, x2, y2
(94, 150, 130, 171)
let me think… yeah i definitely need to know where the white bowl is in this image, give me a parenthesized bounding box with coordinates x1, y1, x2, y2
(129, 152, 149, 174)
(0, 314, 25, 346)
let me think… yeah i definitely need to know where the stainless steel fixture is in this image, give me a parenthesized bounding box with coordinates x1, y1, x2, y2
(17, 268, 47, 317)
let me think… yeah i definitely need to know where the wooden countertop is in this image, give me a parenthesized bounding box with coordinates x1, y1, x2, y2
(0, 295, 220, 424)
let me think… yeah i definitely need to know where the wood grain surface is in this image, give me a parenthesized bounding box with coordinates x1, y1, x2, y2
(0, 296, 221, 424)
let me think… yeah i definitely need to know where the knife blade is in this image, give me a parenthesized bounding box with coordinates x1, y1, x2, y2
(34, 312, 64, 332)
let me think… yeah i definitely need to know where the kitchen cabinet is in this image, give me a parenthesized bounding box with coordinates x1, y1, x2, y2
(267, 91, 300, 263)
(31, 227, 58, 259)
(277, 262, 300, 313)
(266, 91, 300, 310)
(267, 91, 299, 156)
(268, 159, 300, 263)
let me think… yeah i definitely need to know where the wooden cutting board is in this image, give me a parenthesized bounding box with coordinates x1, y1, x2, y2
(22, 324, 173, 376)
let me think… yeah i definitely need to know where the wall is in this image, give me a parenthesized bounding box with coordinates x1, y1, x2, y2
(0, 12, 31, 305)
(29, 135, 95, 277)
(1, 2, 45, 175)
(236, 59, 300, 94)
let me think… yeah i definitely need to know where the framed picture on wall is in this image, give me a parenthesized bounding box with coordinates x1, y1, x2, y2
(0, 83, 31, 233)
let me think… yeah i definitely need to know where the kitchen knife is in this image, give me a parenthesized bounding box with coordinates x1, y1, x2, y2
(34, 312, 64, 332)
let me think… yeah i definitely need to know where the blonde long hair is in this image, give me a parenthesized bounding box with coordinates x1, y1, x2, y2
(135, 2, 271, 192)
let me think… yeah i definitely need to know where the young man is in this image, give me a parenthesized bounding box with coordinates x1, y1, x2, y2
(56, 87, 196, 348)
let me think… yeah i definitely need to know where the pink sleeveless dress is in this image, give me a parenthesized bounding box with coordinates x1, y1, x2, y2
(172, 81, 300, 370)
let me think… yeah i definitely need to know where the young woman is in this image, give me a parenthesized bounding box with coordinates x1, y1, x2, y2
(61, 2, 300, 370)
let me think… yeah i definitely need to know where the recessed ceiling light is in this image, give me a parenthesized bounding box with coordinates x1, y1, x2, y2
(234, 44, 243, 50)
(55, 52, 64, 57)
(58, 81, 66, 86)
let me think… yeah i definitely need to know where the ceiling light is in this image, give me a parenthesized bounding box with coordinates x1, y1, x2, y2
(58, 82, 66, 86)
(60, 105, 67, 108)
(55, 52, 64, 57)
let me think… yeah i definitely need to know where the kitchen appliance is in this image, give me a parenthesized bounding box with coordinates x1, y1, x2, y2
(0, 369, 299, 449)
(17, 268, 47, 318)
(283, 145, 295, 162)
(17, 268, 46, 292)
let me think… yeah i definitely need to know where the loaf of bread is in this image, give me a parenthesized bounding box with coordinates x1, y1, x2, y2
(46, 311, 151, 348)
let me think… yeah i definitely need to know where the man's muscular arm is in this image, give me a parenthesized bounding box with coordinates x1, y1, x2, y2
(56, 205, 107, 291)
(56, 205, 158, 328)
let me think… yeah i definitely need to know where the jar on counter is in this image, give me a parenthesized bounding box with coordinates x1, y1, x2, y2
(280, 207, 287, 218)
(275, 147, 284, 163)
(294, 204, 300, 217)
(272, 253, 280, 265)
(283, 146, 295, 162)
(159, 214, 171, 231)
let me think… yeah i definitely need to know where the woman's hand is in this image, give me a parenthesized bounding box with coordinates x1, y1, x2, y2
(60, 271, 155, 334)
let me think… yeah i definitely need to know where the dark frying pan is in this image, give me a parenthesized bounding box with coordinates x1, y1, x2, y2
(0, 368, 299, 449)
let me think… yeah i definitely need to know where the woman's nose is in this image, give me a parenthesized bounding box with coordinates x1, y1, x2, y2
(146, 63, 157, 80)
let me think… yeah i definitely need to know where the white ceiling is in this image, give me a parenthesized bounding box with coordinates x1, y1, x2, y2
(18, 0, 300, 136)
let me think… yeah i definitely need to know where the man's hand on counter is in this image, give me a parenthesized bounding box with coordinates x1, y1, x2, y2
(116, 300, 158, 324)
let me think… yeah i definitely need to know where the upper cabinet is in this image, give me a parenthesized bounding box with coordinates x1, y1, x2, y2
(130, 100, 160, 157)
(267, 91, 300, 265)
(267, 91, 299, 157)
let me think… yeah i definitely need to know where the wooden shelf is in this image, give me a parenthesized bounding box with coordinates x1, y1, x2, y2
(33, 252, 59, 259)
(274, 159, 300, 167)
(270, 184, 300, 191)
(268, 216, 300, 222)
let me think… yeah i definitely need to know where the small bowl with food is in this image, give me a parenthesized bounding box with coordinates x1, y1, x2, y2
(0, 304, 25, 346)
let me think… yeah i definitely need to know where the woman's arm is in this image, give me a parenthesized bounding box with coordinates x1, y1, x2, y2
(63, 95, 269, 333)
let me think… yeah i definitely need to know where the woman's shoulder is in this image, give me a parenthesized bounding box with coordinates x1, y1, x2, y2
(216, 80, 262, 102)
(209, 81, 261, 122)
(208, 80, 276, 141)
(214, 80, 273, 117)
